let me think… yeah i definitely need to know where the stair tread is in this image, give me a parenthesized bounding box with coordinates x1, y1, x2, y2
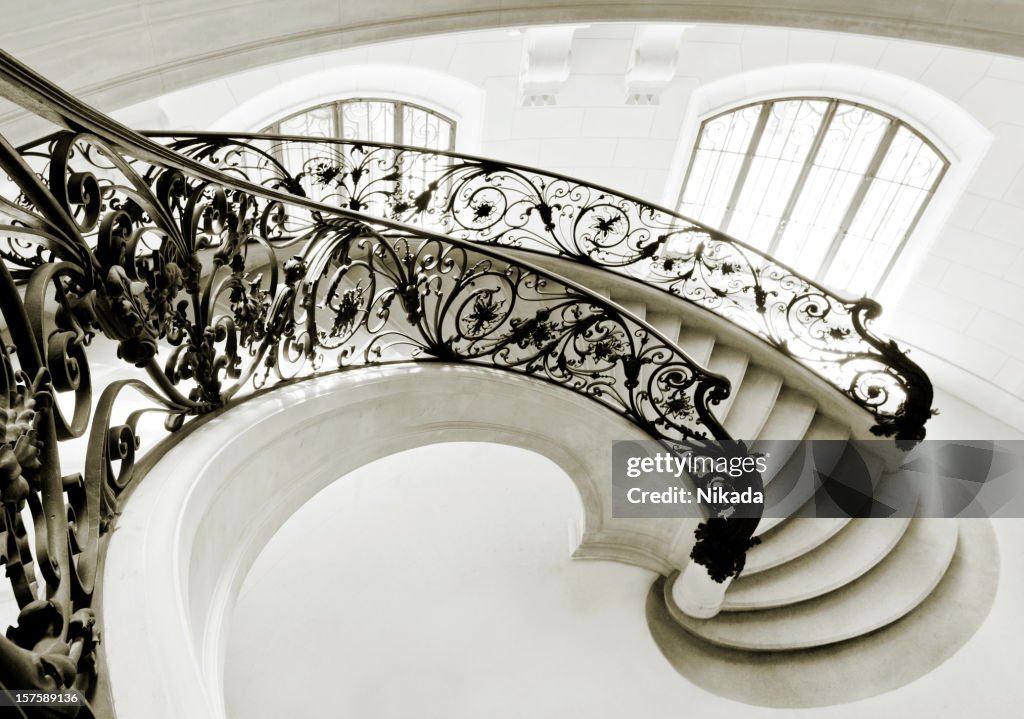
(755, 416, 869, 537)
(746, 518, 850, 573)
(723, 515, 913, 610)
(706, 345, 749, 421)
(723, 365, 783, 440)
(614, 299, 647, 321)
(674, 328, 716, 366)
(755, 430, 849, 537)
(644, 311, 681, 349)
(668, 518, 958, 651)
(753, 389, 817, 442)
(802, 412, 851, 441)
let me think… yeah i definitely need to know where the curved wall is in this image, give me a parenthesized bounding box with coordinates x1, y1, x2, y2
(97, 362, 1024, 718)
(223, 442, 660, 718)
(208, 63, 487, 153)
(100, 364, 696, 719)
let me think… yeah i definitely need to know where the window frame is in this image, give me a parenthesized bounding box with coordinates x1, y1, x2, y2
(675, 96, 949, 297)
(262, 96, 457, 151)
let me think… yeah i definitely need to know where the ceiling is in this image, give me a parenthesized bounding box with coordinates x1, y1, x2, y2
(3, 1, 1024, 118)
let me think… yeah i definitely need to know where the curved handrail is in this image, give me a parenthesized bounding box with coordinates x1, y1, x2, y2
(140, 131, 935, 442)
(0, 50, 749, 711)
(3, 131, 730, 441)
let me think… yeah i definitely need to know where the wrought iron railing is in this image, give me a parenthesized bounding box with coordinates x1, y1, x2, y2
(0, 51, 743, 713)
(141, 132, 935, 442)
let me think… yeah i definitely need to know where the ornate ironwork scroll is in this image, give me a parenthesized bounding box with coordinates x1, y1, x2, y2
(0, 47, 934, 709)
(0, 68, 738, 710)
(148, 133, 935, 441)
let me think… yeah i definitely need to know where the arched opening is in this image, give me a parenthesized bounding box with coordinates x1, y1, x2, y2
(262, 96, 456, 150)
(675, 97, 948, 296)
(661, 63, 991, 310)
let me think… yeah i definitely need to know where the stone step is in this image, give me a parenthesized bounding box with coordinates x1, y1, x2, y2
(673, 327, 716, 367)
(724, 364, 783, 440)
(644, 310, 681, 351)
(647, 522, 996, 708)
(757, 439, 829, 530)
(705, 344, 749, 422)
(746, 391, 817, 523)
(802, 412, 852, 441)
(745, 518, 850, 574)
(613, 298, 647, 322)
(755, 413, 852, 536)
(753, 388, 817, 441)
(722, 515, 913, 610)
(666, 518, 958, 651)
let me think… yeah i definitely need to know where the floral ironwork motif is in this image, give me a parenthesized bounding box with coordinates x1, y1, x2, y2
(0, 48, 946, 709)
(0, 55, 745, 711)
(151, 133, 935, 441)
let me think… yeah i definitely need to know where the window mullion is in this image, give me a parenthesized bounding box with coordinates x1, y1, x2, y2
(447, 114, 457, 151)
(765, 100, 838, 257)
(394, 101, 405, 145)
(816, 119, 901, 287)
(719, 102, 772, 234)
(330, 102, 344, 142)
(870, 160, 950, 295)
(268, 122, 285, 168)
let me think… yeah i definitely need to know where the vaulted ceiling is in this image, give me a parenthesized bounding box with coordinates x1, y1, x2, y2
(2, 0, 1024, 115)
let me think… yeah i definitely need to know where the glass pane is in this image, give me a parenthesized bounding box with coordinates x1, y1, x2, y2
(876, 126, 945, 190)
(727, 99, 828, 250)
(277, 105, 335, 139)
(677, 104, 762, 230)
(775, 166, 862, 269)
(772, 103, 890, 270)
(824, 127, 945, 294)
(274, 105, 338, 199)
(341, 100, 395, 143)
(823, 189, 929, 293)
(403, 106, 454, 151)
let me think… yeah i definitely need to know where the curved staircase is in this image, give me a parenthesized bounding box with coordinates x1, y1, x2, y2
(0, 48, 993, 715)
(500, 250, 972, 681)
(134, 134, 966, 668)
(668, 518, 958, 650)
(146, 128, 970, 684)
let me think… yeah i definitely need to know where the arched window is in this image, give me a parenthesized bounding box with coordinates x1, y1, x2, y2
(262, 97, 456, 151)
(676, 98, 948, 296)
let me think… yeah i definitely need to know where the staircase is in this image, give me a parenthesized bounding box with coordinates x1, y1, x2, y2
(604, 265, 975, 704)
(197, 194, 964, 670)
(141, 128, 969, 696)
(190, 163, 965, 674)
(0, 47, 993, 717)
(502, 249, 967, 672)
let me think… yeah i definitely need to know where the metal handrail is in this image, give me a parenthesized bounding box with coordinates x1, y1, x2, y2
(0, 49, 744, 712)
(140, 130, 936, 442)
